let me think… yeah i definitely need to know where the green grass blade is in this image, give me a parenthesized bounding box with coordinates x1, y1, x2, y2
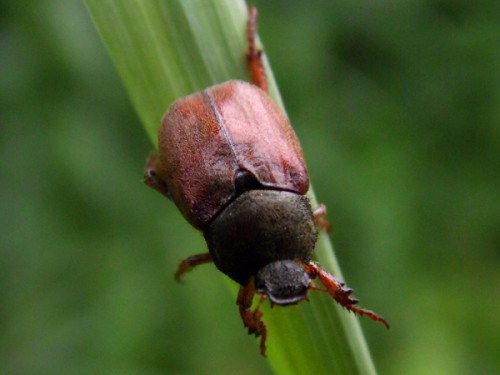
(85, 1, 381, 373)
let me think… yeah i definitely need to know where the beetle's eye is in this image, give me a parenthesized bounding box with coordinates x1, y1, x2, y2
(234, 170, 262, 193)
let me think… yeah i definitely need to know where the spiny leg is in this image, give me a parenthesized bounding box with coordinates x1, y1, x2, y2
(304, 261, 390, 329)
(313, 204, 332, 232)
(247, 6, 268, 93)
(174, 253, 213, 282)
(237, 278, 268, 356)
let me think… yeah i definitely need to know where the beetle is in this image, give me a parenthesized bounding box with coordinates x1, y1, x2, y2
(144, 7, 389, 356)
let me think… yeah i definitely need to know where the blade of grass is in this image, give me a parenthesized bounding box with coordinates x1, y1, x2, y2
(85, 1, 380, 374)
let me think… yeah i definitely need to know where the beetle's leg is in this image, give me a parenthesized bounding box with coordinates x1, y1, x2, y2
(237, 278, 268, 356)
(144, 153, 171, 199)
(174, 253, 213, 282)
(304, 261, 390, 329)
(247, 6, 268, 93)
(313, 204, 332, 232)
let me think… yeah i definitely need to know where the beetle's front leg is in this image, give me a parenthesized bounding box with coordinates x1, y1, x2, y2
(304, 261, 390, 329)
(237, 279, 268, 356)
(174, 253, 213, 282)
(144, 153, 171, 199)
(313, 204, 332, 232)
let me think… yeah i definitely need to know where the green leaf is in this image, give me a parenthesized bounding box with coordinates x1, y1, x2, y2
(85, 0, 381, 373)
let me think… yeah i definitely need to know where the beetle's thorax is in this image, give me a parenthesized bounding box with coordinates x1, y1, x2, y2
(204, 189, 318, 286)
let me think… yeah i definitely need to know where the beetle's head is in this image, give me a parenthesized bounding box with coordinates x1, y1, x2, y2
(255, 260, 311, 306)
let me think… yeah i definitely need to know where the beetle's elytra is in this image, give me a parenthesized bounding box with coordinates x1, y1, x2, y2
(156, 80, 308, 230)
(144, 6, 388, 356)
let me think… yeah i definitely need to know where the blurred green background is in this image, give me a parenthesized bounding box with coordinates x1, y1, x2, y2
(1, 0, 499, 374)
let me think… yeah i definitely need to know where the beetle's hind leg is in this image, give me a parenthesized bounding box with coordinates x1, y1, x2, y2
(237, 279, 268, 356)
(246, 6, 268, 93)
(175, 253, 213, 282)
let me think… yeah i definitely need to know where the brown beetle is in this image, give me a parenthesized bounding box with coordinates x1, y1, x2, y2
(144, 7, 388, 356)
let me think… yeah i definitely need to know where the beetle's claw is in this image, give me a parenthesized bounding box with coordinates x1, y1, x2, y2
(346, 306, 391, 330)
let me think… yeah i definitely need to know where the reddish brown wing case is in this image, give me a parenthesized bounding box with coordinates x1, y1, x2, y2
(159, 80, 309, 229)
